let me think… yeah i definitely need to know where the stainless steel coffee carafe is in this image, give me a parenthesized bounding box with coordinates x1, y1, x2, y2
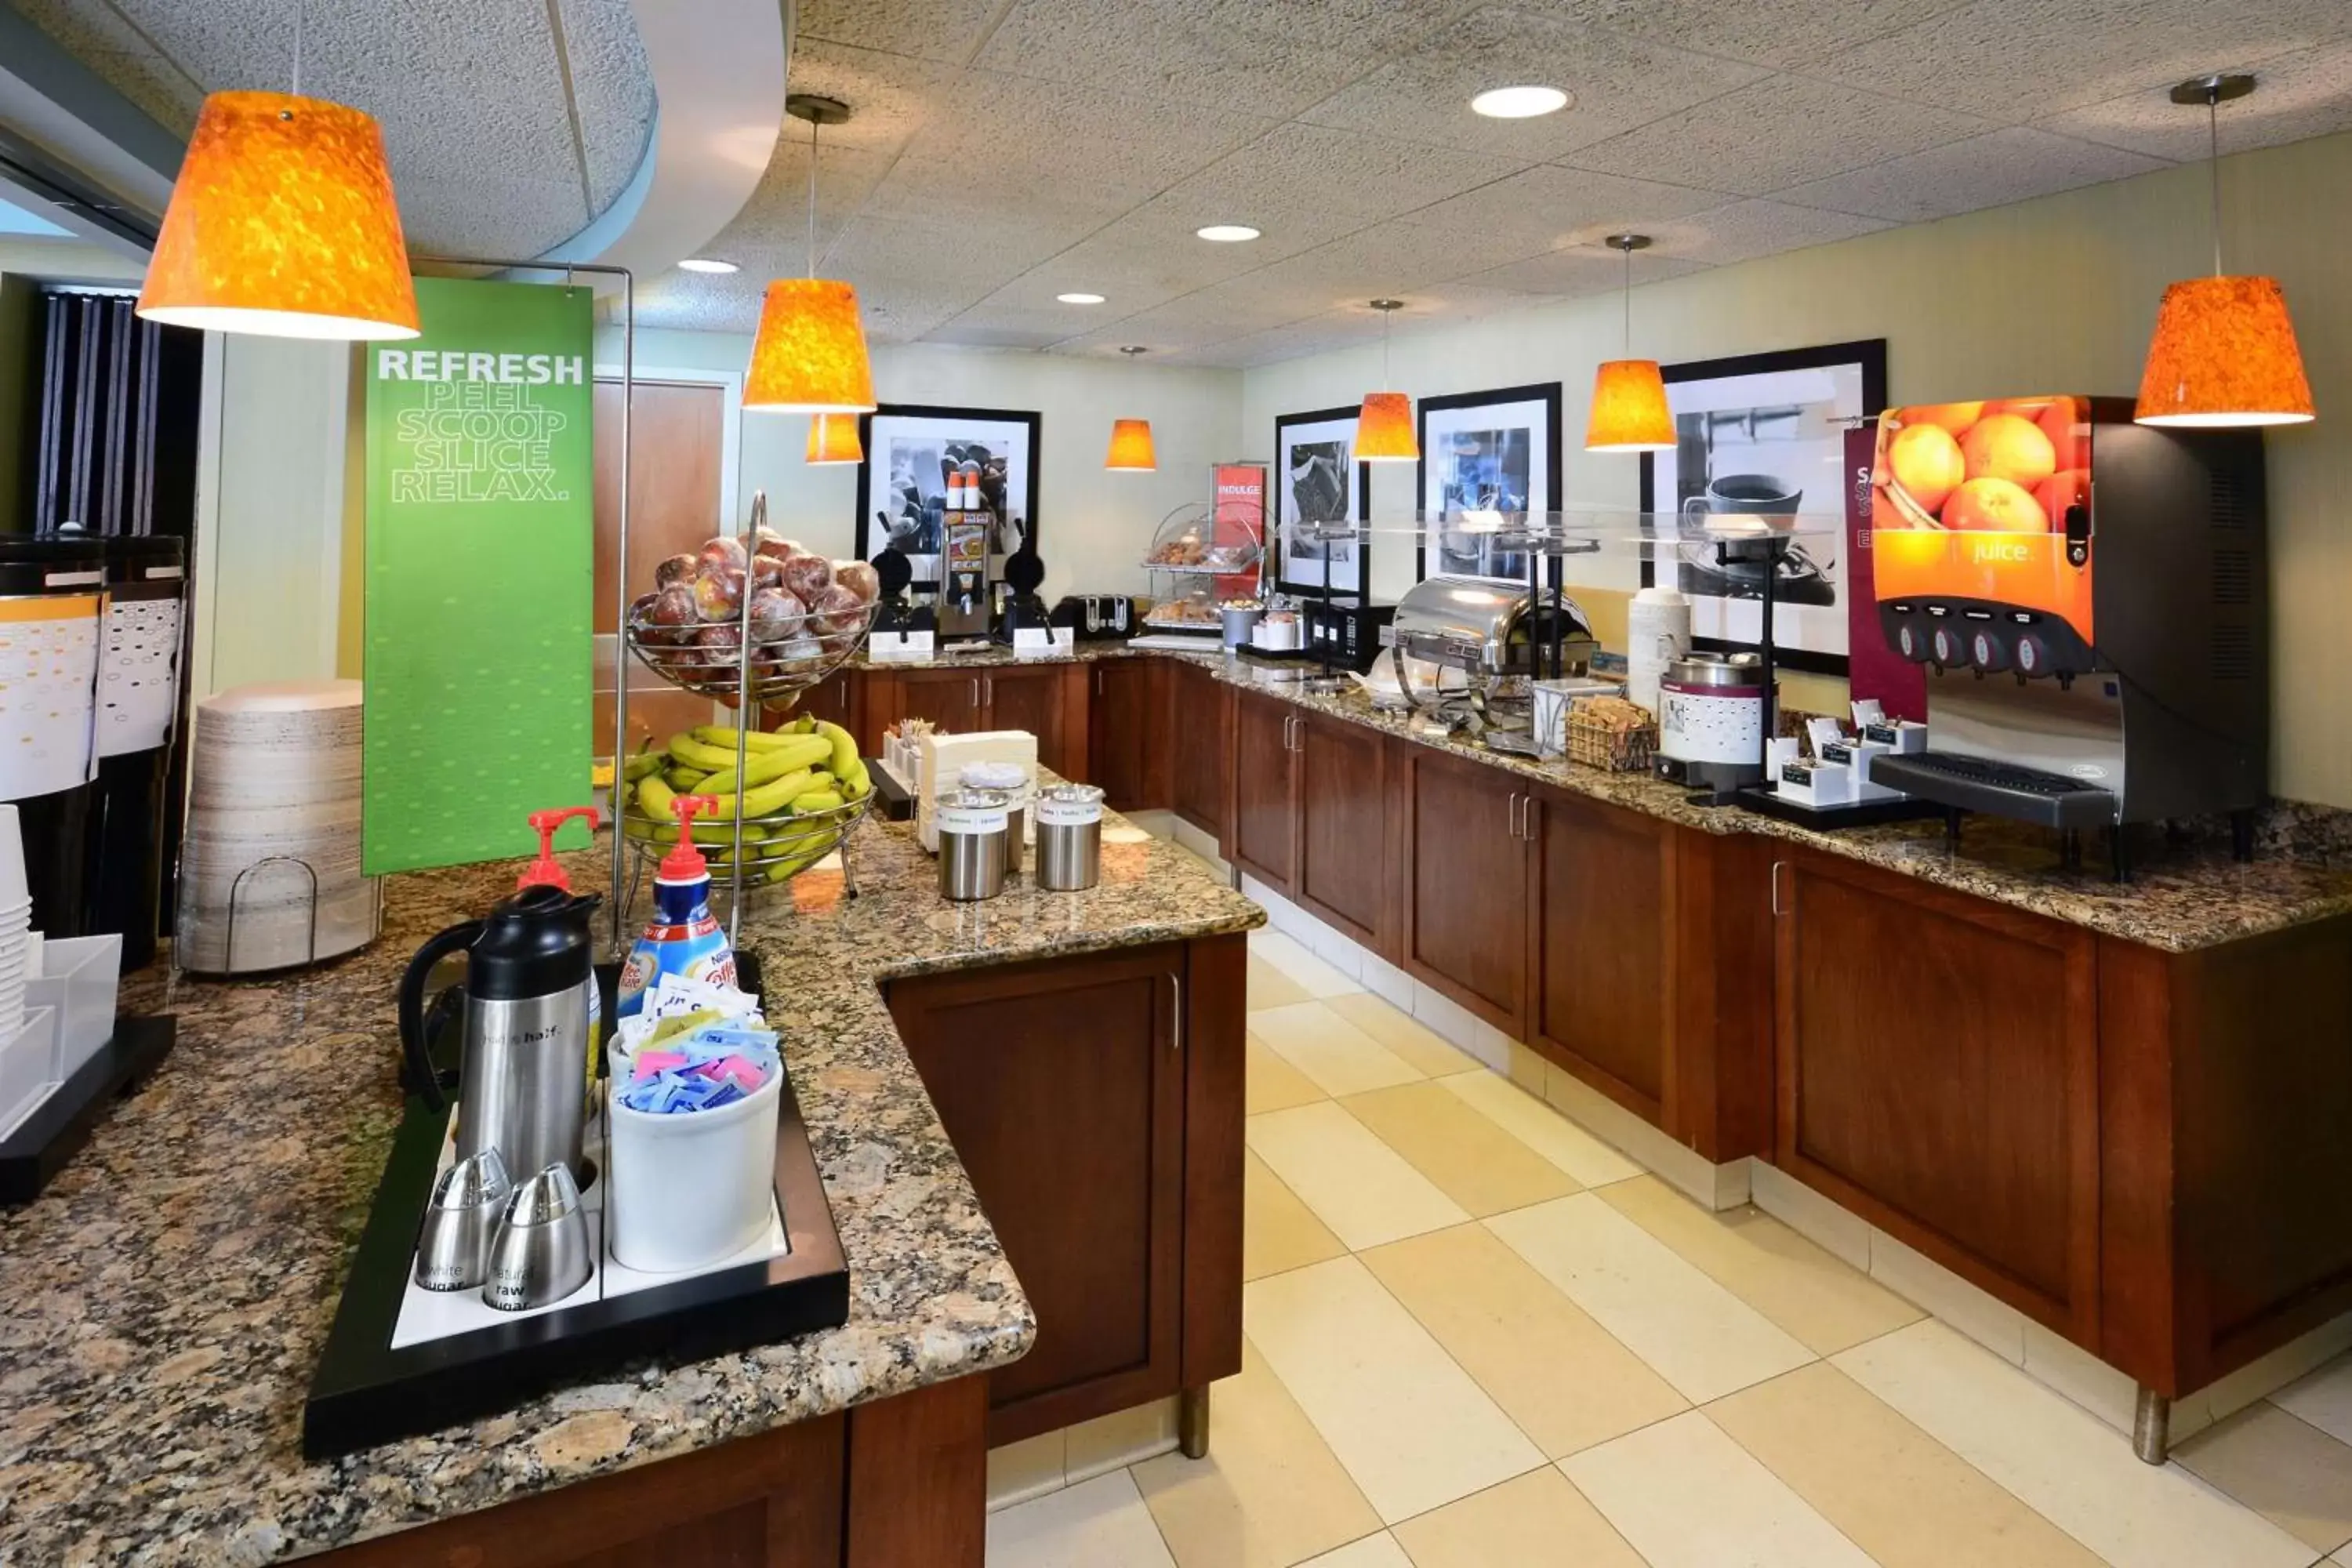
(397, 884, 601, 1186)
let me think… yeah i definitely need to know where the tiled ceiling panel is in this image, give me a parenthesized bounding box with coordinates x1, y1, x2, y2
(16, 0, 655, 259)
(34, 0, 2348, 367)
(1296, 7, 1773, 160)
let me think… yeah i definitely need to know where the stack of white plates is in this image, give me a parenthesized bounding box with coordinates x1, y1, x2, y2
(0, 805, 31, 1033)
(175, 681, 379, 974)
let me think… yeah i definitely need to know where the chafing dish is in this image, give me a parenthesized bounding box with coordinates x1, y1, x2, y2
(1381, 576, 1597, 717)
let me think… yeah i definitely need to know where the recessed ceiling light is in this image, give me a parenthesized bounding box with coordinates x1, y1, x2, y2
(1196, 224, 1261, 243)
(1471, 85, 1570, 119)
(1057, 292, 1106, 304)
(677, 256, 739, 274)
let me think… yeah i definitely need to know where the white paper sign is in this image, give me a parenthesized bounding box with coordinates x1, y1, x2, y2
(97, 597, 183, 757)
(869, 630, 935, 662)
(1013, 626, 1073, 658)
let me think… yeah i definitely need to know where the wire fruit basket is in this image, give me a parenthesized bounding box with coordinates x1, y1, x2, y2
(624, 595, 881, 704)
(618, 790, 873, 885)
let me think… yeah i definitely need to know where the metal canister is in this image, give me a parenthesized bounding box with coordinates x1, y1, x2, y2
(1035, 782, 1105, 891)
(960, 761, 1029, 874)
(936, 786, 1011, 901)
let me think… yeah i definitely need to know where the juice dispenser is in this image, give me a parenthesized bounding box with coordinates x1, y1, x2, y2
(1867, 395, 2267, 850)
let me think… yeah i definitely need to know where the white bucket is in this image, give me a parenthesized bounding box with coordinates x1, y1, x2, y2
(605, 1065, 782, 1274)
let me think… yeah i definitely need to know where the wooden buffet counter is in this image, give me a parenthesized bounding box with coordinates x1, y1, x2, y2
(821, 645, 2352, 1451)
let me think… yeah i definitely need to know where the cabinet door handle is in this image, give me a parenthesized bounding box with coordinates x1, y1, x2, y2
(1520, 793, 1537, 842)
(1770, 860, 1786, 916)
(1096, 668, 1104, 695)
(1508, 792, 1523, 839)
(1170, 972, 1183, 1052)
(984, 675, 993, 706)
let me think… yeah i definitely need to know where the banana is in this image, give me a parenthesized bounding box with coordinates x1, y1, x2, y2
(698, 738, 829, 797)
(814, 719, 858, 779)
(635, 774, 676, 822)
(663, 766, 706, 791)
(622, 750, 664, 782)
(789, 788, 844, 815)
(692, 724, 801, 753)
(666, 734, 746, 772)
(834, 757, 871, 800)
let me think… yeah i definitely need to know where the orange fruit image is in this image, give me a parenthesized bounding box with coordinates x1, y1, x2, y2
(1900, 401, 1985, 434)
(2035, 399, 2083, 472)
(1945, 476, 2050, 532)
(2035, 468, 2089, 524)
(1960, 412, 2058, 488)
(1887, 422, 1966, 514)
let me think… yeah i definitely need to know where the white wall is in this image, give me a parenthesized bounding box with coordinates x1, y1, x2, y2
(1241, 130, 2352, 806)
(603, 328, 1247, 601)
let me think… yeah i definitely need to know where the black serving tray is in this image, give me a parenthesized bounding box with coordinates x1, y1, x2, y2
(0, 1015, 176, 1205)
(1732, 783, 1944, 829)
(301, 954, 847, 1460)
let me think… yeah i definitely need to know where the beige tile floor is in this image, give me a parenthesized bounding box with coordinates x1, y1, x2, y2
(989, 924, 2352, 1567)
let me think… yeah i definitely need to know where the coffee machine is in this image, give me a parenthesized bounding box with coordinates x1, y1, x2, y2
(1866, 395, 2267, 854)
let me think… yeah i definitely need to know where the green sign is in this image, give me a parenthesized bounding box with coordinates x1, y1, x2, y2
(364, 277, 594, 875)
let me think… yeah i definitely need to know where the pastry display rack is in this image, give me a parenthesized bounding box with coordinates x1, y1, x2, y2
(1142, 503, 1263, 637)
(613, 492, 879, 949)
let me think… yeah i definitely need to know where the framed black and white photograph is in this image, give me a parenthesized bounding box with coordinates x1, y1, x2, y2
(1638, 340, 1886, 676)
(855, 404, 1040, 589)
(1415, 383, 1563, 585)
(1273, 406, 1369, 597)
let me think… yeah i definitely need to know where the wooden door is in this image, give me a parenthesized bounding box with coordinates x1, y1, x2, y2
(593, 379, 724, 758)
(1088, 659, 1153, 809)
(1775, 848, 2100, 1341)
(1171, 662, 1231, 840)
(1528, 787, 1674, 1124)
(1228, 690, 1298, 894)
(1398, 744, 1530, 1036)
(1294, 712, 1391, 955)
(887, 948, 1185, 1444)
(984, 666, 1071, 777)
(895, 668, 985, 734)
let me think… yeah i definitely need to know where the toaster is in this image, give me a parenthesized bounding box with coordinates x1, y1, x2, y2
(1050, 594, 1142, 641)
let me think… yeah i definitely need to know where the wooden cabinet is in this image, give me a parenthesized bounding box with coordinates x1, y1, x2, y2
(1526, 788, 1675, 1123)
(1294, 712, 1395, 958)
(982, 665, 1079, 779)
(1396, 743, 1532, 1036)
(1229, 689, 1298, 892)
(893, 668, 985, 734)
(1168, 660, 1232, 840)
(1773, 848, 2100, 1341)
(886, 936, 1244, 1446)
(1087, 659, 1163, 811)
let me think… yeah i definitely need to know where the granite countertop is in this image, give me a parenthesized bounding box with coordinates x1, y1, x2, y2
(0, 806, 1261, 1565)
(855, 639, 2352, 952)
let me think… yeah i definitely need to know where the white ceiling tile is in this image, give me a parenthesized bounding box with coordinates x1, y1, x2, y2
(1564, 74, 1996, 194)
(1553, 0, 1970, 69)
(2036, 40, 2352, 159)
(1639, 199, 1896, 266)
(792, 0, 1011, 64)
(779, 40, 961, 157)
(1403, 165, 1734, 254)
(972, 0, 1418, 119)
(699, 141, 902, 274)
(1462, 245, 1711, 296)
(555, 0, 656, 211)
(922, 325, 1065, 350)
(1242, 218, 1513, 300)
(906, 72, 1278, 188)
(1771, 126, 2171, 222)
(1802, 0, 2351, 122)
(1298, 6, 1772, 158)
(1161, 124, 1530, 230)
(10, 0, 201, 128)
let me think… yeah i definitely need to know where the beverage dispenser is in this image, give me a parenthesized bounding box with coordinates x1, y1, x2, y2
(84, 535, 187, 971)
(0, 536, 107, 936)
(1867, 395, 2267, 842)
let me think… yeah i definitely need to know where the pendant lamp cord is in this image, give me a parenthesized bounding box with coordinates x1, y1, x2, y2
(807, 115, 819, 279)
(290, 0, 303, 96)
(1381, 307, 1392, 391)
(1622, 243, 1632, 354)
(2206, 88, 2223, 277)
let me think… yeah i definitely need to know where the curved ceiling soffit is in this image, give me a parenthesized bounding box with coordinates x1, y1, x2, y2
(535, 0, 790, 293)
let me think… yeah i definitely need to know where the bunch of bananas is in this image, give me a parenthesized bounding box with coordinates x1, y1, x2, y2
(619, 716, 873, 883)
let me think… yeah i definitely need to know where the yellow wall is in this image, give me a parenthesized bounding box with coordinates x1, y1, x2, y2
(1243, 129, 2352, 804)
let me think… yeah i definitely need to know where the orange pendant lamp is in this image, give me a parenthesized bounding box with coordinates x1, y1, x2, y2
(1106, 346, 1158, 471)
(746, 96, 877, 416)
(2135, 75, 2314, 428)
(1355, 300, 1417, 462)
(138, 89, 419, 340)
(1106, 419, 1157, 472)
(1585, 235, 1673, 452)
(806, 413, 863, 464)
